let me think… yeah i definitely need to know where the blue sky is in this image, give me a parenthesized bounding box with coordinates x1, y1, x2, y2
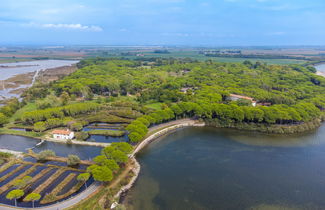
(0, 0, 324, 46)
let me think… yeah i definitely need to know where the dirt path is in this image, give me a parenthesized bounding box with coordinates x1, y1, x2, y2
(97, 161, 135, 208)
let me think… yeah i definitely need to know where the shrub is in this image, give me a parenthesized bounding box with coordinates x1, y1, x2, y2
(67, 155, 81, 166)
(75, 132, 89, 141)
(0, 151, 12, 158)
(70, 122, 83, 131)
(36, 150, 55, 161)
(33, 122, 47, 132)
(0, 113, 8, 126)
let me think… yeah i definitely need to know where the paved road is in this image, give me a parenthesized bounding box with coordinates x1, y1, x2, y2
(0, 182, 101, 210)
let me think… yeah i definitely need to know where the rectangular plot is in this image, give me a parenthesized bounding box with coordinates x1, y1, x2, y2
(29, 168, 66, 195)
(0, 165, 32, 187)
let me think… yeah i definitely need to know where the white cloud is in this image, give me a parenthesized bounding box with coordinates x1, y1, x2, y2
(24, 22, 103, 32)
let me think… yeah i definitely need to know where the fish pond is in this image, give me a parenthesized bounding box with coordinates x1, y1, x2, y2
(0, 134, 97, 208)
(124, 124, 325, 210)
(0, 135, 102, 160)
(83, 123, 129, 143)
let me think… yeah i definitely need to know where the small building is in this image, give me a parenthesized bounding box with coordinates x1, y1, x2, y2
(51, 129, 74, 140)
(228, 94, 257, 107)
(257, 102, 272, 106)
(180, 87, 192, 93)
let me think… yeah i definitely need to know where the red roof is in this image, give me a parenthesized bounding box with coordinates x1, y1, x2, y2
(229, 94, 254, 101)
(51, 130, 72, 135)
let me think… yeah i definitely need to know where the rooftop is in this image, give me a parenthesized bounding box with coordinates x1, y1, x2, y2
(229, 94, 254, 101)
(51, 129, 72, 135)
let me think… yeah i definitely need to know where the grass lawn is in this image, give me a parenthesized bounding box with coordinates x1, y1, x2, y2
(0, 127, 43, 138)
(9, 103, 37, 123)
(145, 102, 163, 111)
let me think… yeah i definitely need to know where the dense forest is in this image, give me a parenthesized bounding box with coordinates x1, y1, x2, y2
(1, 58, 325, 138)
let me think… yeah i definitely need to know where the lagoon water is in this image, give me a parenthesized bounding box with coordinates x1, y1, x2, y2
(0, 60, 78, 80)
(315, 63, 325, 73)
(0, 135, 102, 160)
(124, 124, 325, 210)
(0, 60, 78, 99)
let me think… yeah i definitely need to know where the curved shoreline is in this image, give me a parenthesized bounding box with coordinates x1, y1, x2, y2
(0, 119, 323, 209)
(114, 119, 205, 204)
(115, 118, 325, 206)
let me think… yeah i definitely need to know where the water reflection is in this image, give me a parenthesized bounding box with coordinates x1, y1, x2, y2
(0, 134, 102, 160)
(124, 124, 325, 210)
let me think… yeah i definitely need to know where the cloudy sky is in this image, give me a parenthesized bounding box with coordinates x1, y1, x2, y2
(0, 0, 324, 46)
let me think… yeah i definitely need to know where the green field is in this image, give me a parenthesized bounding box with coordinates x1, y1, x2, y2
(9, 103, 37, 123)
(88, 50, 306, 65)
(0, 58, 33, 64)
(144, 103, 163, 111)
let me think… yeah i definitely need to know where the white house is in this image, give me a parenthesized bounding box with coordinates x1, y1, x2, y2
(51, 129, 74, 140)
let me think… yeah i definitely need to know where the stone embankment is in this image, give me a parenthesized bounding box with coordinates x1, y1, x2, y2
(113, 157, 140, 200)
(131, 119, 205, 157)
(44, 136, 110, 147)
(0, 149, 23, 157)
(113, 119, 205, 207)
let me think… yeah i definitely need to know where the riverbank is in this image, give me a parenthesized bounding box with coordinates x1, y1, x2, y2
(0, 149, 23, 157)
(44, 136, 110, 147)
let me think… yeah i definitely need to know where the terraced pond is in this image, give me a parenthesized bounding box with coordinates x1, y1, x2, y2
(0, 135, 102, 160)
(0, 134, 99, 207)
(0, 160, 93, 207)
(0, 126, 130, 208)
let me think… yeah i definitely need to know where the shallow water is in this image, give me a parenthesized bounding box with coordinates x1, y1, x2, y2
(0, 134, 102, 160)
(87, 134, 129, 143)
(315, 63, 325, 73)
(83, 123, 129, 143)
(0, 60, 78, 98)
(124, 124, 325, 210)
(0, 60, 78, 80)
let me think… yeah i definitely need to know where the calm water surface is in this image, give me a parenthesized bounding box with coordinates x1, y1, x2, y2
(124, 124, 325, 210)
(0, 134, 102, 160)
(0, 60, 78, 80)
(315, 63, 325, 73)
(0, 60, 78, 99)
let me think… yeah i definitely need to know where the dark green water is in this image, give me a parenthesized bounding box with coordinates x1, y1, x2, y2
(124, 124, 325, 210)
